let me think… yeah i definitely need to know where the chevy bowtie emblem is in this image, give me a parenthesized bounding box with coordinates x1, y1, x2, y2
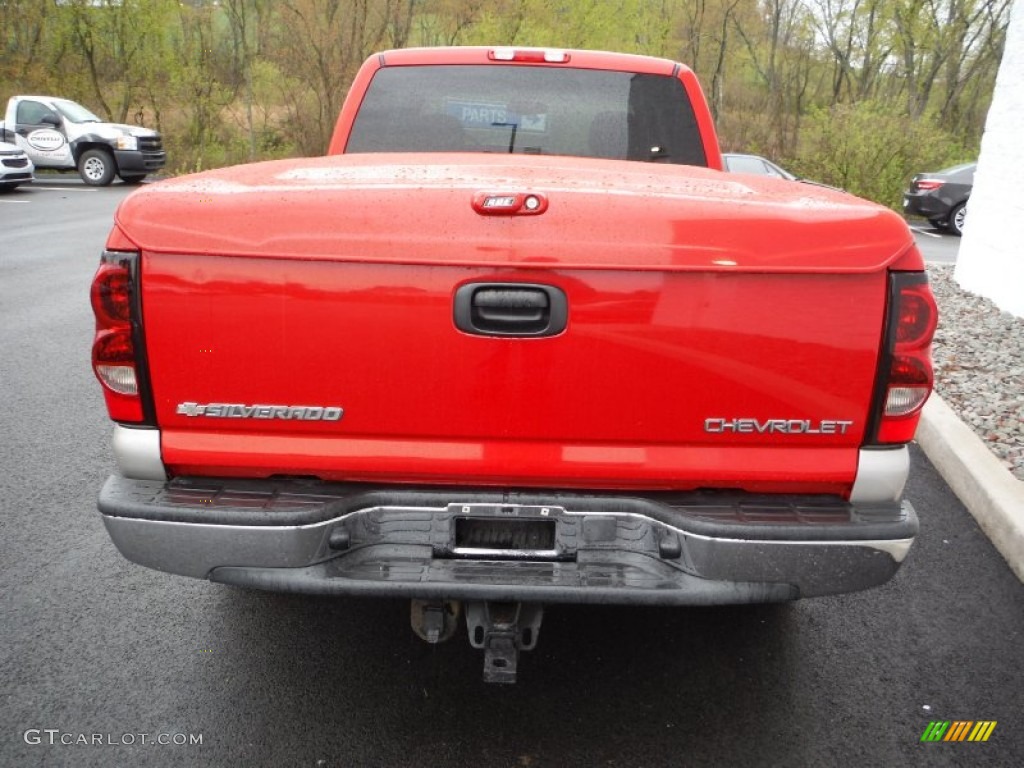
(176, 402, 343, 421)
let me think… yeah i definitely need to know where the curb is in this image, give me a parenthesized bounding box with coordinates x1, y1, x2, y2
(916, 394, 1024, 582)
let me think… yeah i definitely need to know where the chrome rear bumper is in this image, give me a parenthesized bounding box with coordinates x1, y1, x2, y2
(99, 474, 917, 605)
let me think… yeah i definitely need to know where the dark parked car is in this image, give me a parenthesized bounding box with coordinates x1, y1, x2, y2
(903, 162, 975, 236)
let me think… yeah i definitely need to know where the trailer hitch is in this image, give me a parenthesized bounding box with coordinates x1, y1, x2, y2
(409, 599, 544, 683)
(465, 601, 544, 684)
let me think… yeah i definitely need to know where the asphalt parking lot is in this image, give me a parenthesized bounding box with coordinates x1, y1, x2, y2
(906, 219, 961, 264)
(1, 178, 1021, 767)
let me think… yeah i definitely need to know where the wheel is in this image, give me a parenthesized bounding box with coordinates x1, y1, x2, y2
(119, 173, 146, 184)
(78, 149, 116, 186)
(949, 202, 966, 236)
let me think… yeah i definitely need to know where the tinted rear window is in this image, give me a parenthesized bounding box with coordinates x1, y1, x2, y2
(346, 64, 707, 167)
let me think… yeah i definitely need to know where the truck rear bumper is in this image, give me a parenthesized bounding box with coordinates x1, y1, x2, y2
(99, 474, 917, 605)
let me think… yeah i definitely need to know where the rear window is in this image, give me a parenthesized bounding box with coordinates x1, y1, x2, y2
(346, 64, 707, 167)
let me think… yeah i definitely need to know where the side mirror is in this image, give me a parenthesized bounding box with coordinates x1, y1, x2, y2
(40, 113, 61, 127)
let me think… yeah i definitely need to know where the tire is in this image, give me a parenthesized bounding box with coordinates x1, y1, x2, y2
(119, 173, 146, 184)
(949, 202, 967, 236)
(78, 149, 116, 186)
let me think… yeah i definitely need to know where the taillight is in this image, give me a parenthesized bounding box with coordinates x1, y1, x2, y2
(913, 179, 944, 192)
(870, 273, 938, 444)
(91, 250, 148, 423)
(91, 264, 132, 325)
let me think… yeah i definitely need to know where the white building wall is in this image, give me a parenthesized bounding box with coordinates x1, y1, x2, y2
(955, 0, 1024, 318)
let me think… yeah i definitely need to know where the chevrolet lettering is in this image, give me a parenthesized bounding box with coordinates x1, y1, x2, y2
(704, 418, 855, 435)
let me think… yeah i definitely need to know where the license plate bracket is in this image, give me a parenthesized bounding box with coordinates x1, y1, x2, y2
(453, 517, 557, 557)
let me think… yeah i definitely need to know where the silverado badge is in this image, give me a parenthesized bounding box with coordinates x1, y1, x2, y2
(176, 402, 343, 421)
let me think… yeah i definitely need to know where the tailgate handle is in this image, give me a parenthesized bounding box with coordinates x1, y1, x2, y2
(454, 283, 568, 337)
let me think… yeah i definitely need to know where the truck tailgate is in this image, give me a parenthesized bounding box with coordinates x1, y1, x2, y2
(120, 155, 909, 493)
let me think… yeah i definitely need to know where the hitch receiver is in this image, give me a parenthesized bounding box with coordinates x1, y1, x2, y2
(465, 601, 544, 684)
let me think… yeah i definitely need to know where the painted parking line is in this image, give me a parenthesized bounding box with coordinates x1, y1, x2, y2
(0, 198, 30, 203)
(28, 186, 98, 193)
(910, 226, 942, 239)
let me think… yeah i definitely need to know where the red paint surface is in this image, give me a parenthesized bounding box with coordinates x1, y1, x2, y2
(139, 252, 891, 492)
(101, 46, 932, 494)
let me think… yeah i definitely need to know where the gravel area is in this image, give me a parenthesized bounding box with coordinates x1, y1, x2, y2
(927, 264, 1024, 481)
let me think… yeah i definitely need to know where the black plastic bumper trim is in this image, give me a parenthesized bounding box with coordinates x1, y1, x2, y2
(210, 557, 799, 607)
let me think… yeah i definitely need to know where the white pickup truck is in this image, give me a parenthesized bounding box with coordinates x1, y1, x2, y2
(0, 95, 165, 185)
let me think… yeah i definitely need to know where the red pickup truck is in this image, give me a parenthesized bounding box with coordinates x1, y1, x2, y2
(92, 47, 936, 682)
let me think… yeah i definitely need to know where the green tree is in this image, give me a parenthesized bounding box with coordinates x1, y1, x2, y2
(169, 1, 236, 170)
(0, 0, 56, 90)
(272, 0, 418, 155)
(797, 100, 967, 207)
(55, 0, 174, 123)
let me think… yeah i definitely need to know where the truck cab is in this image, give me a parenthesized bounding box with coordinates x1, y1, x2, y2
(1, 95, 166, 185)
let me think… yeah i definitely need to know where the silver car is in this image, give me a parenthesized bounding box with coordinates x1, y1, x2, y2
(0, 140, 34, 191)
(722, 152, 797, 180)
